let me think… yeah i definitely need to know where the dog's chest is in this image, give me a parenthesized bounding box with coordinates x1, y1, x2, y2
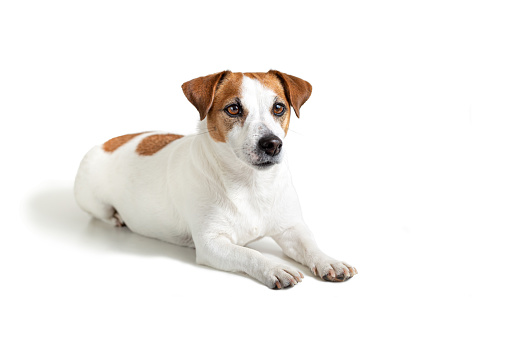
(226, 185, 278, 245)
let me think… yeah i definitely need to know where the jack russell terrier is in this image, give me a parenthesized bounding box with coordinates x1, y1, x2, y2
(74, 70, 357, 288)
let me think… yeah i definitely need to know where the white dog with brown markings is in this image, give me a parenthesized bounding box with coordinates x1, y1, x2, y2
(74, 70, 357, 289)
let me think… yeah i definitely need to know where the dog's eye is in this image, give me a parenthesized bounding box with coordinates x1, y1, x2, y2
(273, 103, 286, 116)
(225, 104, 241, 116)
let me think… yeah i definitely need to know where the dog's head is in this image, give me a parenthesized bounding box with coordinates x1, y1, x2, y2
(182, 71, 312, 170)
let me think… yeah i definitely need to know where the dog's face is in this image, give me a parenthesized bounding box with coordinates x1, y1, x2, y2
(182, 71, 312, 169)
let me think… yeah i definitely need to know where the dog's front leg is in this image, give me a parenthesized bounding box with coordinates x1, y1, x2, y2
(272, 225, 358, 282)
(194, 234, 303, 289)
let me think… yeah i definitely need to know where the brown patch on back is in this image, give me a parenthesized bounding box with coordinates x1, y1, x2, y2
(103, 133, 144, 153)
(206, 72, 247, 143)
(136, 133, 184, 156)
(244, 72, 291, 135)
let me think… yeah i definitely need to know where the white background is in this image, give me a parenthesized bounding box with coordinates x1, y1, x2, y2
(1, 0, 508, 338)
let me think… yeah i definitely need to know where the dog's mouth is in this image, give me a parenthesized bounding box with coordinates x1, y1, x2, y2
(253, 161, 276, 169)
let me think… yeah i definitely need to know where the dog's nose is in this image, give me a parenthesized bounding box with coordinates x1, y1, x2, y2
(258, 134, 283, 157)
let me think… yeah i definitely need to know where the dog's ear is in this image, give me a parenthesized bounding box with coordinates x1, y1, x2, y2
(268, 70, 312, 118)
(182, 71, 231, 120)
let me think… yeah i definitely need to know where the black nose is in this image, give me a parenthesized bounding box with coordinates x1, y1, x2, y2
(258, 134, 283, 157)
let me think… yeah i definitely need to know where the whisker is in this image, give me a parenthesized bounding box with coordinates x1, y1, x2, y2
(191, 130, 211, 136)
(189, 127, 216, 137)
(288, 128, 305, 136)
(195, 127, 214, 132)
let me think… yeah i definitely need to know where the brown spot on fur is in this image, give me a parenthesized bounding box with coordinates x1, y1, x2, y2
(181, 71, 231, 121)
(103, 133, 144, 153)
(268, 70, 312, 118)
(136, 133, 183, 156)
(206, 72, 248, 143)
(244, 72, 292, 135)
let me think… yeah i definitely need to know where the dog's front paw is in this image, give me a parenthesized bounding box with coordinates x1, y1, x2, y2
(263, 265, 304, 289)
(310, 259, 357, 282)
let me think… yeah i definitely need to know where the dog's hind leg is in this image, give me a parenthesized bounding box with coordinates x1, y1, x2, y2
(74, 185, 118, 227)
(74, 146, 123, 227)
(112, 211, 126, 227)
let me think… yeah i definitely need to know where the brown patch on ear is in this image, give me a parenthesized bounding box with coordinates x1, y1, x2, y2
(136, 133, 184, 156)
(182, 71, 231, 120)
(268, 70, 312, 118)
(103, 133, 144, 152)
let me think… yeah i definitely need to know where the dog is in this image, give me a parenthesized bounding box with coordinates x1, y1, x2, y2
(74, 70, 357, 288)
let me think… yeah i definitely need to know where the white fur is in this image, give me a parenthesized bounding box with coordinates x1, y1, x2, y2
(74, 75, 356, 288)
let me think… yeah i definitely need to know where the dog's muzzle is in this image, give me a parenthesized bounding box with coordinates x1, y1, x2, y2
(252, 134, 283, 169)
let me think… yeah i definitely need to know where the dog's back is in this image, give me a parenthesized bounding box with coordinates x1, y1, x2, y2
(74, 131, 195, 247)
